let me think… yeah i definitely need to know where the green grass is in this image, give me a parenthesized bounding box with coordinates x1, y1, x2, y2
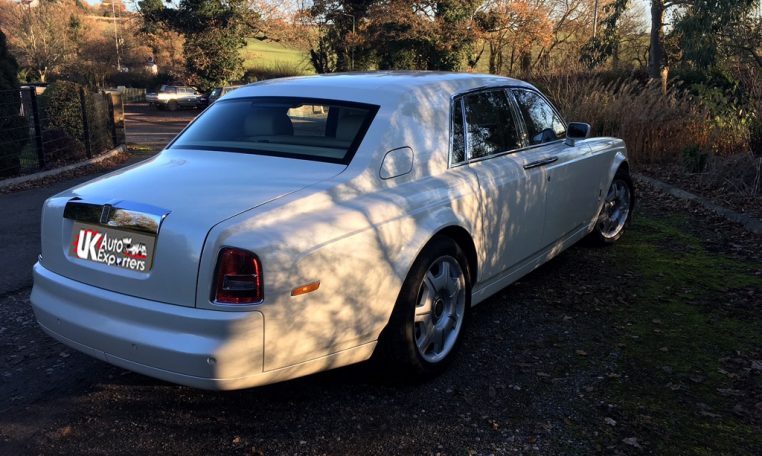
(241, 39, 312, 74)
(604, 215, 762, 455)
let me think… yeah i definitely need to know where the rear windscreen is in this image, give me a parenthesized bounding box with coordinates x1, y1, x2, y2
(170, 97, 379, 164)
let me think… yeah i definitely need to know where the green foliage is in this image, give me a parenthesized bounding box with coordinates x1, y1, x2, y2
(0, 29, 28, 178)
(429, 0, 480, 71)
(671, 0, 758, 71)
(38, 80, 89, 167)
(308, 1, 375, 73)
(690, 81, 754, 155)
(139, 0, 252, 91)
(308, 0, 478, 73)
(39, 81, 117, 166)
(580, 0, 629, 69)
(41, 81, 85, 140)
(184, 30, 246, 91)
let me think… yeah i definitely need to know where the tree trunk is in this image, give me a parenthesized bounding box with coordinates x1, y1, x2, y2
(488, 41, 497, 74)
(648, 0, 665, 79)
(520, 51, 531, 77)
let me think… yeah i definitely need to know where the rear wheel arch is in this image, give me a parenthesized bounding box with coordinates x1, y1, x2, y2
(375, 233, 472, 377)
(433, 225, 478, 285)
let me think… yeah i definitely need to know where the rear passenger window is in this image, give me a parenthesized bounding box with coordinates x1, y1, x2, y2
(463, 90, 521, 159)
(512, 89, 566, 145)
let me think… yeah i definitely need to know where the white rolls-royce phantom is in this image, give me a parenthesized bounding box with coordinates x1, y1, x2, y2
(31, 72, 633, 390)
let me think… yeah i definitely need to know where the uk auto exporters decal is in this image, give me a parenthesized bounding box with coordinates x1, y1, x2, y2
(72, 226, 151, 271)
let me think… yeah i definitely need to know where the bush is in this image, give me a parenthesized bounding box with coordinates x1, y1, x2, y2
(41, 128, 86, 168)
(39, 81, 117, 165)
(41, 81, 85, 141)
(107, 71, 175, 92)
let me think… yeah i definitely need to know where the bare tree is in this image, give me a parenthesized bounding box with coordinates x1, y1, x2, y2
(0, 0, 73, 82)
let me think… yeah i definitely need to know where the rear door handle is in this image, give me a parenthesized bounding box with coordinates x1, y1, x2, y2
(523, 156, 558, 170)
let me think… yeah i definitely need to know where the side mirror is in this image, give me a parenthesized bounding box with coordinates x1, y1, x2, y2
(565, 122, 591, 146)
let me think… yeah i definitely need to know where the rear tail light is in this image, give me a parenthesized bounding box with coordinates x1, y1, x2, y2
(212, 248, 263, 304)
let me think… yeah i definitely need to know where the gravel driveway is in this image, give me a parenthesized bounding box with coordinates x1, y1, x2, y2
(125, 102, 198, 150)
(1, 184, 760, 456)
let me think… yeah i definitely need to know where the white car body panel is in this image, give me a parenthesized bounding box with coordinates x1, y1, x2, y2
(38, 151, 345, 307)
(31, 72, 629, 389)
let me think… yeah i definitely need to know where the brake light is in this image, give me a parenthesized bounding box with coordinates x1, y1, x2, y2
(212, 248, 263, 304)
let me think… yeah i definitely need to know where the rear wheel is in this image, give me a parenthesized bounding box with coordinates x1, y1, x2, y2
(167, 101, 178, 112)
(377, 236, 470, 378)
(588, 170, 634, 244)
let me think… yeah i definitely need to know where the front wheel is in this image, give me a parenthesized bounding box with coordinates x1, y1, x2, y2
(376, 236, 470, 378)
(588, 170, 634, 245)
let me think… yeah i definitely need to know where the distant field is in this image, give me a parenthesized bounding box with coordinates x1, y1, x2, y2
(241, 39, 313, 73)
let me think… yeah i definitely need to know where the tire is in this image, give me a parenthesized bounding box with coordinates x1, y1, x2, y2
(376, 236, 471, 379)
(587, 169, 635, 245)
(167, 101, 178, 112)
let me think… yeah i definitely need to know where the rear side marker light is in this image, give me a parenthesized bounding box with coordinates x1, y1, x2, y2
(291, 281, 320, 297)
(212, 248, 263, 304)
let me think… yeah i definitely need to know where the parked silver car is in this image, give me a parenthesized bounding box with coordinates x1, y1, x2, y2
(146, 85, 204, 111)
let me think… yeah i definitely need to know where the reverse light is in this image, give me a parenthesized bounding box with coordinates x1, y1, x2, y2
(212, 248, 263, 304)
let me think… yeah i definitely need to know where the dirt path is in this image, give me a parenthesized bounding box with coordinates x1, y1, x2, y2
(1, 184, 760, 456)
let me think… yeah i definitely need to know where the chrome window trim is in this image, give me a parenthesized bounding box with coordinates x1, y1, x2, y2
(447, 85, 548, 168)
(449, 85, 565, 168)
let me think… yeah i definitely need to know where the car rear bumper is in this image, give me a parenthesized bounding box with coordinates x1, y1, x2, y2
(30, 262, 265, 390)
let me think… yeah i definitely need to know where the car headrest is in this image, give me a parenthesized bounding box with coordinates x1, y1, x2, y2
(244, 109, 294, 136)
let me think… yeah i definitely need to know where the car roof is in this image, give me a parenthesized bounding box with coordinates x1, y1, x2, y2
(229, 71, 535, 106)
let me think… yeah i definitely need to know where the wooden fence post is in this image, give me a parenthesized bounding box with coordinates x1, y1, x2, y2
(28, 88, 45, 169)
(106, 93, 118, 148)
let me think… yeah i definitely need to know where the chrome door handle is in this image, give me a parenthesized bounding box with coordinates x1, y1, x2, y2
(523, 156, 558, 170)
